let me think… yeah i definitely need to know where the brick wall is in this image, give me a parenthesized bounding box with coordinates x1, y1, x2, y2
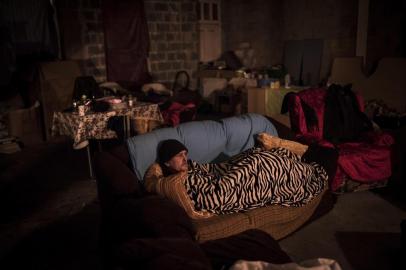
(57, 0, 106, 82)
(57, 0, 403, 87)
(58, 0, 199, 86)
(222, 0, 358, 82)
(144, 0, 199, 87)
(282, 0, 358, 82)
(222, 0, 284, 69)
(366, 0, 406, 73)
(80, 0, 106, 82)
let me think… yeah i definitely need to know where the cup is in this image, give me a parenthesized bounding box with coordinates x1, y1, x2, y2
(78, 105, 86, 116)
(128, 97, 137, 107)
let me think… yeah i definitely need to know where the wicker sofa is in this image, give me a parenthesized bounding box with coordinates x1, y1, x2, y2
(95, 113, 333, 246)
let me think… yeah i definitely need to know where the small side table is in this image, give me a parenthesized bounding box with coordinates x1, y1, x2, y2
(52, 102, 164, 180)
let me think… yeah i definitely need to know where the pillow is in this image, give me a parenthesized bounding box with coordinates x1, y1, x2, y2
(112, 196, 196, 240)
(114, 238, 211, 270)
(141, 82, 173, 96)
(144, 163, 214, 220)
(200, 229, 292, 269)
(178, 120, 227, 163)
(127, 127, 180, 180)
(221, 113, 278, 157)
(257, 133, 308, 156)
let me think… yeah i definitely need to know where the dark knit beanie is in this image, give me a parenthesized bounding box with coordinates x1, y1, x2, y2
(158, 139, 188, 164)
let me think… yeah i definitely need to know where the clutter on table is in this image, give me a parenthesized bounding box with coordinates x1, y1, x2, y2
(71, 94, 140, 115)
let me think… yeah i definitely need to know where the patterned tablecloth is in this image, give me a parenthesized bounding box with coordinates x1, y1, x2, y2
(52, 102, 163, 148)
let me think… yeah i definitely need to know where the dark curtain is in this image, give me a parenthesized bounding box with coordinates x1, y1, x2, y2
(0, 0, 58, 102)
(102, 0, 151, 91)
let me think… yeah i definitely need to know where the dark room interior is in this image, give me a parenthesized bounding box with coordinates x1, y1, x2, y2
(1, 0, 405, 269)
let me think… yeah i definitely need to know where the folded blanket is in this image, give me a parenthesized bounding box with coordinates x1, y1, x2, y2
(186, 147, 327, 214)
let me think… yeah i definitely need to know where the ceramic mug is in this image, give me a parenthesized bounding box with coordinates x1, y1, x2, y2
(78, 105, 86, 116)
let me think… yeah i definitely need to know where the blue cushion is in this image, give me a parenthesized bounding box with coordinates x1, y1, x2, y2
(127, 113, 278, 180)
(222, 113, 278, 156)
(127, 127, 180, 180)
(177, 120, 227, 163)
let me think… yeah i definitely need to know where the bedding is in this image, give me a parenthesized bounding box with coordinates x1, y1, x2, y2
(186, 147, 327, 215)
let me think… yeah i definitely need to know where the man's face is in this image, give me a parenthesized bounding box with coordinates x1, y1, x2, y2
(166, 150, 188, 172)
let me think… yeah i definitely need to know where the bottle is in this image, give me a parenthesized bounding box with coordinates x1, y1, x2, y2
(81, 94, 87, 105)
(128, 94, 133, 107)
(275, 80, 280, 89)
(284, 74, 291, 88)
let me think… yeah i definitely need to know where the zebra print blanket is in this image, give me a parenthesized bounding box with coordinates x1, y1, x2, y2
(185, 147, 327, 214)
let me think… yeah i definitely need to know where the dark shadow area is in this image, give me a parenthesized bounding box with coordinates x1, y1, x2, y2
(0, 201, 101, 270)
(0, 141, 90, 224)
(335, 231, 403, 270)
(373, 184, 406, 212)
(195, 111, 230, 122)
(373, 126, 406, 211)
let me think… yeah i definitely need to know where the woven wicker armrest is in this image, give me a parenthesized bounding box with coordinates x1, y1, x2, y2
(144, 163, 214, 220)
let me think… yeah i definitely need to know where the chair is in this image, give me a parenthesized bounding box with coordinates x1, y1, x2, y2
(155, 71, 201, 126)
(288, 86, 394, 193)
(171, 70, 201, 106)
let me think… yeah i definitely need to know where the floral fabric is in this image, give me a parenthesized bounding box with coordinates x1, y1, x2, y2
(52, 102, 163, 148)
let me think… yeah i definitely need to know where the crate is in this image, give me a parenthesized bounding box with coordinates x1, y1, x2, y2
(7, 102, 43, 146)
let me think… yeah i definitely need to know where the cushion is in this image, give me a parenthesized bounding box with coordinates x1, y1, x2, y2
(127, 121, 226, 180)
(127, 127, 180, 180)
(114, 238, 211, 270)
(257, 132, 308, 156)
(144, 163, 214, 220)
(200, 229, 291, 269)
(221, 114, 278, 156)
(111, 195, 196, 241)
(94, 151, 142, 213)
(178, 120, 227, 162)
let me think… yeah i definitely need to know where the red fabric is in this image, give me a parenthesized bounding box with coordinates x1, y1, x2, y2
(289, 87, 394, 191)
(355, 94, 365, 112)
(162, 102, 196, 127)
(289, 88, 326, 140)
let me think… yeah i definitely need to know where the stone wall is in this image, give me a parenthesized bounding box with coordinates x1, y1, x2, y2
(57, 0, 106, 82)
(144, 0, 199, 87)
(222, 0, 284, 68)
(366, 0, 406, 73)
(58, 0, 199, 86)
(222, 0, 358, 82)
(56, 0, 404, 88)
(282, 0, 358, 82)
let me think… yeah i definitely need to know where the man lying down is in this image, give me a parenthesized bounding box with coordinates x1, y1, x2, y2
(145, 138, 338, 215)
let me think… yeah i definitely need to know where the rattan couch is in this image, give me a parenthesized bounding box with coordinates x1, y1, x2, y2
(95, 114, 333, 244)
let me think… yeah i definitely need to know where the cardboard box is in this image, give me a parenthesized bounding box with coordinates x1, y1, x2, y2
(7, 101, 43, 146)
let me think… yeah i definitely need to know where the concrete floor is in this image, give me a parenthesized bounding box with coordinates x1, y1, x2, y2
(0, 138, 405, 269)
(279, 191, 405, 270)
(0, 140, 101, 269)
